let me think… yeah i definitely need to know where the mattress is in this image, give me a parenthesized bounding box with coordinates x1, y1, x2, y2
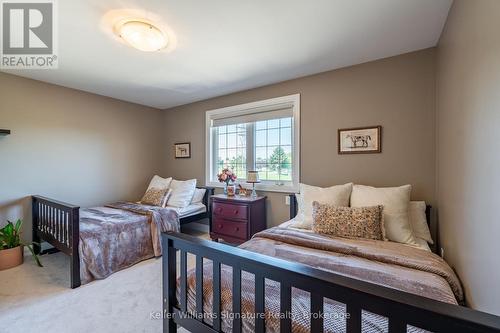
(168, 203, 206, 218)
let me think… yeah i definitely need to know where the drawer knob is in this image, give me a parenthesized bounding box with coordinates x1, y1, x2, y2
(218, 224, 222, 228)
(234, 210, 238, 214)
(235, 227, 239, 231)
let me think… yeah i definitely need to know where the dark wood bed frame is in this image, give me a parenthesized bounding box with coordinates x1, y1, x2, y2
(32, 187, 214, 289)
(161, 194, 500, 333)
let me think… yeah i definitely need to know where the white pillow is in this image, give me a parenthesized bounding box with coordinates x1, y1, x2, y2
(413, 237, 431, 252)
(191, 188, 206, 204)
(167, 179, 197, 208)
(289, 183, 353, 229)
(147, 175, 172, 191)
(350, 184, 417, 245)
(409, 201, 433, 244)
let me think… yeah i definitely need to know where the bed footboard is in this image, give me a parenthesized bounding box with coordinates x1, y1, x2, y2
(162, 232, 500, 333)
(32, 195, 81, 288)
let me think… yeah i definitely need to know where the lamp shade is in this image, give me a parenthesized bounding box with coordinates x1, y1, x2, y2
(246, 171, 260, 183)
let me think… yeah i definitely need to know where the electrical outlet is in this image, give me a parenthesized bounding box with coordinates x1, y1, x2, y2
(440, 247, 445, 259)
(285, 196, 290, 206)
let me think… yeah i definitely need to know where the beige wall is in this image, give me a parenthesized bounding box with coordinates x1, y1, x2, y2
(163, 49, 437, 226)
(1, 3, 498, 313)
(436, 0, 500, 315)
(0, 73, 165, 242)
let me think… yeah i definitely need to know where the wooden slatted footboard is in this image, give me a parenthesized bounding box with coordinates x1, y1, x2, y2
(32, 195, 81, 288)
(162, 232, 500, 333)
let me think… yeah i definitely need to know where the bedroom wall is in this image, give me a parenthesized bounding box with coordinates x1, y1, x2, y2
(436, 0, 500, 315)
(0, 73, 165, 242)
(162, 48, 437, 226)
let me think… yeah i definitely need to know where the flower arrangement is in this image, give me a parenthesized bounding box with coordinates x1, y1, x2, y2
(217, 168, 237, 185)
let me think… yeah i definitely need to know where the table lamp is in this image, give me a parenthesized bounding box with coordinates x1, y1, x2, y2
(246, 171, 260, 198)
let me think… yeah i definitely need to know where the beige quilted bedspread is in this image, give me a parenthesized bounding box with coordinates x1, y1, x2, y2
(180, 227, 463, 332)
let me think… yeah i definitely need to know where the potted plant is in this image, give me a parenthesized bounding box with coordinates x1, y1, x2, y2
(217, 168, 237, 196)
(0, 219, 42, 270)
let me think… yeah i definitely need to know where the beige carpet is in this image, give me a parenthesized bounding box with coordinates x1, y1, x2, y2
(0, 223, 209, 333)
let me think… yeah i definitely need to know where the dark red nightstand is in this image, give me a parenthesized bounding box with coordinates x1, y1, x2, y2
(209, 194, 267, 244)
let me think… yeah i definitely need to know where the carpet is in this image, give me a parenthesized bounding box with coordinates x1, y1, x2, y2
(0, 223, 209, 333)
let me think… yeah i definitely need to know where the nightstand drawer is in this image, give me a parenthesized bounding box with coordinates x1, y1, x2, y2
(212, 217, 248, 239)
(213, 202, 248, 220)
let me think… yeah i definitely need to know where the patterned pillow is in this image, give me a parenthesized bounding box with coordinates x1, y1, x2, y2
(312, 201, 386, 241)
(141, 188, 171, 207)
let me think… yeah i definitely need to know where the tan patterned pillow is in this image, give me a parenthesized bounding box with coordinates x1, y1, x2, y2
(141, 188, 171, 207)
(312, 201, 386, 241)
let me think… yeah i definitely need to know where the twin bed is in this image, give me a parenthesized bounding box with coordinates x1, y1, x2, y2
(162, 194, 500, 333)
(32, 187, 214, 288)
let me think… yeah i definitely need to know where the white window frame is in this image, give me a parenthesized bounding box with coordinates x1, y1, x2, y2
(205, 94, 300, 193)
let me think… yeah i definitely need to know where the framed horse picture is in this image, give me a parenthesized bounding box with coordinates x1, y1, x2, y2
(338, 126, 382, 154)
(174, 142, 191, 158)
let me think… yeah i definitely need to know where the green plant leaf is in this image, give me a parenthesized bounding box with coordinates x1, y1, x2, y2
(25, 244, 43, 267)
(1, 221, 21, 249)
(3, 223, 13, 237)
(14, 219, 22, 233)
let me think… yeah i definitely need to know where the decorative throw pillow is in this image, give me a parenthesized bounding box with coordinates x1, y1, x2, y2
(350, 184, 417, 245)
(409, 201, 433, 244)
(167, 179, 197, 208)
(312, 202, 386, 240)
(141, 188, 171, 207)
(289, 183, 353, 229)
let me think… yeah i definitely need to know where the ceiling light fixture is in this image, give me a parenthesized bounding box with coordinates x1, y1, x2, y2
(116, 19, 168, 52)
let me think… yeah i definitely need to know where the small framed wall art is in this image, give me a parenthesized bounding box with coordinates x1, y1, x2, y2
(174, 142, 191, 158)
(338, 126, 382, 154)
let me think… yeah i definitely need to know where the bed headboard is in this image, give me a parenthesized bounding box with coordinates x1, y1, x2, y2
(287, 194, 439, 254)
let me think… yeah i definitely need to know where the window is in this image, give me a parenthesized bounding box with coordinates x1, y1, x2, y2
(206, 94, 300, 192)
(255, 118, 292, 182)
(216, 124, 247, 180)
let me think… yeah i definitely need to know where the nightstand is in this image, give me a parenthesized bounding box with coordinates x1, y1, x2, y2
(209, 194, 267, 244)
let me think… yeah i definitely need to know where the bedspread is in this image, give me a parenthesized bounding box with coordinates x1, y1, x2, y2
(79, 202, 179, 284)
(181, 227, 463, 332)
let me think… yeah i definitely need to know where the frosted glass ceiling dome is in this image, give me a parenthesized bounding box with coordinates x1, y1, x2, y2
(116, 19, 168, 52)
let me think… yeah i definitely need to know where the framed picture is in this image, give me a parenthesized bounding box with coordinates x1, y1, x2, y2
(174, 142, 191, 158)
(338, 126, 382, 154)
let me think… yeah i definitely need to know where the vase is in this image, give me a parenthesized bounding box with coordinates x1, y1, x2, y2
(0, 245, 24, 271)
(224, 182, 236, 196)
(226, 183, 236, 196)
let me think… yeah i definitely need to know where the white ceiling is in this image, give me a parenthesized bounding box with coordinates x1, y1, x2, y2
(2, 0, 453, 109)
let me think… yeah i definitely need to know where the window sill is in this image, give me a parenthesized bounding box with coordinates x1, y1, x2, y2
(206, 181, 298, 194)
